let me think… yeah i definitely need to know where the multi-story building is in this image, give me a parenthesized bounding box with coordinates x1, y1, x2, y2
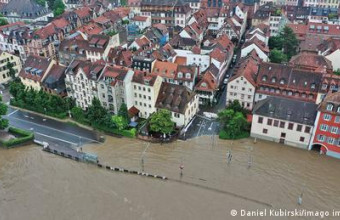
(251, 96, 317, 149)
(227, 56, 259, 110)
(140, 0, 191, 28)
(97, 65, 134, 114)
(25, 23, 61, 60)
(303, 0, 339, 8)
(132, 56, 155, 72)
(19, 55, 55, 91)
(155, 82, 199, 128)
(255, 62, 323, 104)
(310, 92, 340, 159)
(1, 0, 53, 23)
(0, 51, 22, 84)
(131, 72, 162, 118)
(0, 22, 29, 62)
(65, 60, 105, 110)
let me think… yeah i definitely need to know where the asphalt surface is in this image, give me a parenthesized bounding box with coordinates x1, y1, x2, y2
(183, 115, 219, 139)
(4, 107, 102, 148)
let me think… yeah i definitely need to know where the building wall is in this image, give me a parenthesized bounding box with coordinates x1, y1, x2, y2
(0, 34, 27, 62)
(0, 52, 21, 84)
(310, 111, 340, 157)
(227, 77, 255, 110)
(174, 50, 210, 73)
(326, 50, 340, 71)
(303, 0, 339, 8)
(132, 76, 162, 118)
(20, 59, 55, 91)
(65, 69, 97, 110)
(251, 114, 314, 149)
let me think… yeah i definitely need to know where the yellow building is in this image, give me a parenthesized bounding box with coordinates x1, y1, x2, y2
(19, 55, 55, 91)
(0, 51, 22, 84)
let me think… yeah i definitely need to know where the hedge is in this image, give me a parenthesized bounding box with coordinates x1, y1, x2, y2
(0, 127, 34, 148)
(219, 130, 250, 140)
(93, 123, 136, 138)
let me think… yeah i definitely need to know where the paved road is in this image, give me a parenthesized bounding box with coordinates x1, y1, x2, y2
(183, 116, 219, 139)
(4, 107, 102, 147)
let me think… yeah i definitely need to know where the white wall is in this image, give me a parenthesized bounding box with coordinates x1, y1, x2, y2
(251, 114, 313, 149)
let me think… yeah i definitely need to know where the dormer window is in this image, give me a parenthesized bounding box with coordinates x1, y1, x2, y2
(322, 84, 328, 90)
(311, 83, 316, 89)
(338, 107, 340, 113)
(280, 79, 285, 85)
(262, 75, 267, 82)
(327, 103, 334, 111)
(271, 77, 276, 83)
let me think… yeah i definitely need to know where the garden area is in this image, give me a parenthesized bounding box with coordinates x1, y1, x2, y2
(218, 100, 250, 140)
(138, 109, 178, 142)
(0, 95, 34, 148)
(70, 98, 136, 138)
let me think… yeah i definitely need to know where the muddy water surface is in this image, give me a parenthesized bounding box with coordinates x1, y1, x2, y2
(1, 136, 340, 220)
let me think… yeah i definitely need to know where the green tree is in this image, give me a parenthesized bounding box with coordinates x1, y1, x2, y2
(0, 18, 8, 26)
(6, 62, 16, 80)
(226, 100, 248, 116)
(71, 107, 85, 122)
(0, 96, 8, 129)
(112, 115, 128, 131)
(149, 109, 174, 134)
(218, 103, 249, 140)
(53, 0, 65, 17)
(86, 98, 107, 124)
(268, 36, 283, 50)
(268, 26, 299, 60)
(280, 26, 299, 60)
(36, 0, 46, 6)
(269, 48, 288, 63)
(118, 103, 129, 121)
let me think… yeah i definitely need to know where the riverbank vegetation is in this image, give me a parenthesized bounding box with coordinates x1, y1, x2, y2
(9, 81, 73, 119)
(0, 95, 34, 148)
(218, 100, 250, 140)
(71, 99, 136, 138)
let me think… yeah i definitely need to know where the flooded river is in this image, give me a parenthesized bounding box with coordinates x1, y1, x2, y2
(1, 136, 340, 220)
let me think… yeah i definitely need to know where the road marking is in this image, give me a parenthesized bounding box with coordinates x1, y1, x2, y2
(7, 109, 18, 117)
(7, 115, 100, 143)
(35, 132, 78, 145)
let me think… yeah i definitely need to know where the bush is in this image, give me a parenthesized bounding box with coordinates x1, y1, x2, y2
(93, 123, 136, 138)
(0, 127, 34, 148)
(219, 130, 249, 140)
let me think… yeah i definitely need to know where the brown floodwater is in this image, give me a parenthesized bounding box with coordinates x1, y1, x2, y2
(1, 136, 340, 220)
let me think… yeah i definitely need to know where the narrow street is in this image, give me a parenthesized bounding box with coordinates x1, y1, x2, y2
(4, 107, 102, 148)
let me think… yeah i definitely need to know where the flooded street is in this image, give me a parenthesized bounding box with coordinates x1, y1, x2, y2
(1, 136, 340, 219)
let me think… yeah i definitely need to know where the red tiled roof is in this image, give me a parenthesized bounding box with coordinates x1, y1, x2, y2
(51, 17, 70, 29)
(132, 16, 148, 22)
(210, 48, 227, 63)
(229, 56, 259, 87)
(152, 60, 178, 79)
(195, 71, 217, 92)
(174, 56, 187, 65)
(78, 23, 103, 35)
(34, 23, 58, 39)
(93, 16, 111, 25)
(289, 51, 333, 73)
(75, 7, 92, 19)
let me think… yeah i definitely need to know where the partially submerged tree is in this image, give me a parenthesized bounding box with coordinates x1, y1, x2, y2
(149, 109, 174, 135)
